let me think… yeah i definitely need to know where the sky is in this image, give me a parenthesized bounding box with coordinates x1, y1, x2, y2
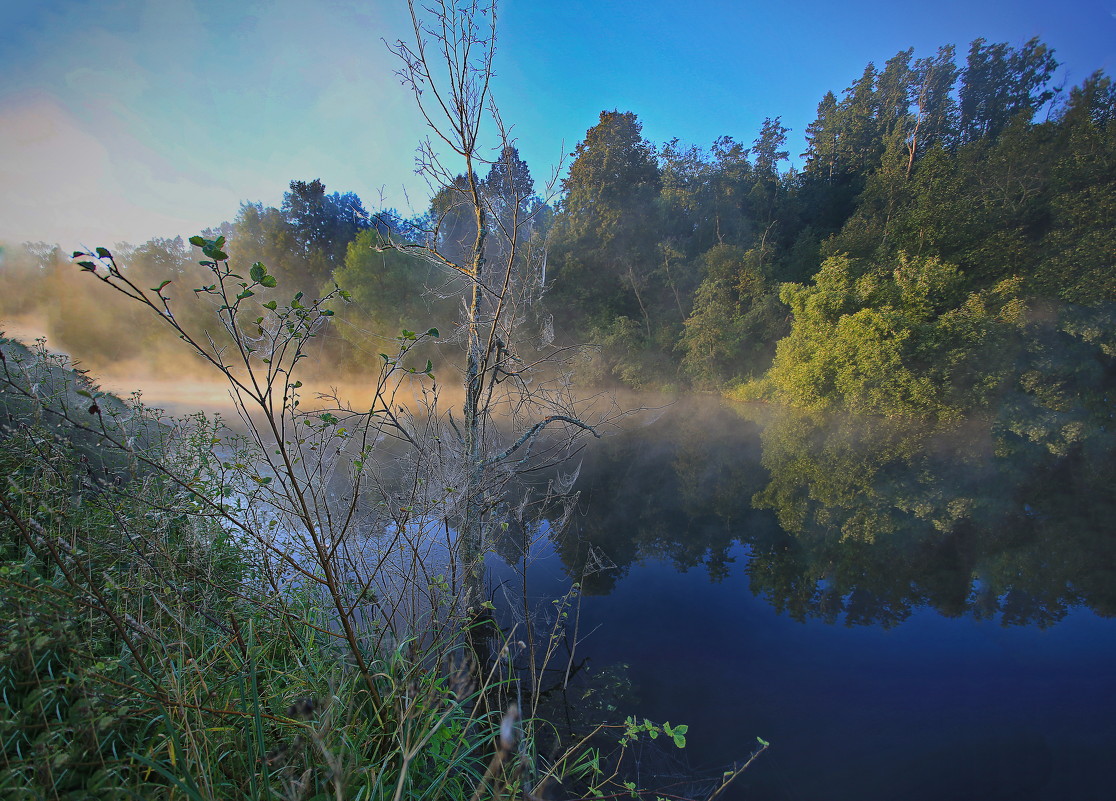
(1, 0, 1113, 249)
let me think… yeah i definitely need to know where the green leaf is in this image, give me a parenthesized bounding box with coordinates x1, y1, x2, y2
(95, 247, 111, 259)
(214, 235, 226, 249)
(424, 360, 433, 374)
(427, 327, 440, 337)
(665, 724, 687, 748)
(188, 235, 207, 248)
(72, 251, 84, 259)
(153, 280, 172, 292)
(77, 261, 97, 271)
(757, 737, 770, 747)
(237, 290, 254, 299)
(261, 275, 277, 287)
(321, 309, 334, 316)
(250, 263, 266, 283)
(262, 300, 277, 310)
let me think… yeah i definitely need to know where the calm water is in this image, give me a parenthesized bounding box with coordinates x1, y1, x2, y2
(488, 398, 1116, 800)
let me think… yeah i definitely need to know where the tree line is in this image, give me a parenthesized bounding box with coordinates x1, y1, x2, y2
(6, 36, 1113, 416)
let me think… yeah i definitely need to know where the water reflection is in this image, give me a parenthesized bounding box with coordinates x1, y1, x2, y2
(548, 400, 771, 595)
(481, 397, 1116, 799)
(541, 398, 1116, 628)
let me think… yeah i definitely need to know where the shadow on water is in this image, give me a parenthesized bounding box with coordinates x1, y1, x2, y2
(484, 395, 1116, 800)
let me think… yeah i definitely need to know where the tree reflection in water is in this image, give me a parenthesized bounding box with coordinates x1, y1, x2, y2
(533, 397, 1116, 628)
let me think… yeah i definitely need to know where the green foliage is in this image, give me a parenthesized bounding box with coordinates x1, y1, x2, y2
(50, 222, 683, 798)
(619, 717, 688, 749)
(766, 255, 1025, 420)
(547, 110, 671, 361)
(281, 179, 370, 289)
(558, 111, 661, 245)
(959, 37, 1058, 142)
(0, 423, 242, 797)
(825, 62, 1115, 311)
(577, 316, 679, 390)
(7, 36, 1110, 398)
(539, 37, 1081, 390)
(991, 302, 1116, 463)
(679, 244, 787, 386)
(332, 228, 450, 343)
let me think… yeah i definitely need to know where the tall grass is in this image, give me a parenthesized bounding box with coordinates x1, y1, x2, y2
(0, 416, 542, 800)
(0, 381, 746, 800)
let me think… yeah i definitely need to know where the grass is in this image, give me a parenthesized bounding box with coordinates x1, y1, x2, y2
(0, 417, 552, 800)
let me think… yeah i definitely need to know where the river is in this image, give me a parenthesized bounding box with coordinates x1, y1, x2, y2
(482, 396, 1116, 800)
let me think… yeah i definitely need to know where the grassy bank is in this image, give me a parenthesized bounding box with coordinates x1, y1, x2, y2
(0, 415, 542, 800)
(0, 333, 607, 800)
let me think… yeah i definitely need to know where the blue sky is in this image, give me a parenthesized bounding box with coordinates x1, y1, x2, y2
(1, 0, 1112, 248)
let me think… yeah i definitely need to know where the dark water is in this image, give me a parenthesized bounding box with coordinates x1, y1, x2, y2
(489, 398, 1116, 800)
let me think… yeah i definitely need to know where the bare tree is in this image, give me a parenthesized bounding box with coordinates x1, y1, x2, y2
(384, 0, 602, 607)
(33, 0, 606, 741)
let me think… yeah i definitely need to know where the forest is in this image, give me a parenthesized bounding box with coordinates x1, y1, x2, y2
(6, 39, 1114, 411)
(7, 36, 1115, 416)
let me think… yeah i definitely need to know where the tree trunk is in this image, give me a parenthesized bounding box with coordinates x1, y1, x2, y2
(461, 165, 488, 608)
